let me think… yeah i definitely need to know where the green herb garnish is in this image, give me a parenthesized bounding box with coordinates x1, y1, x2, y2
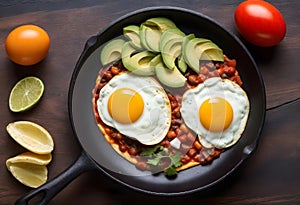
(140, 144, 164, 156)
(140, 145, 182, 176)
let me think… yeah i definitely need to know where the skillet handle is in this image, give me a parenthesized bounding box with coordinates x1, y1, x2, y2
(15, 151, 97, 205)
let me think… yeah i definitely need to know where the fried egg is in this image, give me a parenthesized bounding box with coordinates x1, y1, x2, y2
(97, 72, 171, 145)
(181, 77, 250, 149)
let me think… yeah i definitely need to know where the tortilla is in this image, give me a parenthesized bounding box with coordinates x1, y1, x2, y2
(91, 63, 222, 175)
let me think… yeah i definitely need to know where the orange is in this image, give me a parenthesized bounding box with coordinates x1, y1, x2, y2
(5, 24, 50, 66)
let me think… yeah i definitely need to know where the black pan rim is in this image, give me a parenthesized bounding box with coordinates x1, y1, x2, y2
(68, 6, 266, 196)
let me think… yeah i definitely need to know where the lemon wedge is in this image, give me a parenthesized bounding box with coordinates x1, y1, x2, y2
(6, 121, 54, 154)
(6, 161, 48, 188)
(6, 152, 52, 166)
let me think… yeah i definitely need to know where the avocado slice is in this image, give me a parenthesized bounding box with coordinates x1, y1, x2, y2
(182, 33, 195, 50)
(100, 38, 126, 65)
(200, 48, 224, 61)
(183, 38, 205, 72)
(159, 28, 185, 51)
(161, 37, 183, 70)
(144, 17, 177, 30)
(121, 41, 137, 71)
(140, 17, 177, 53)
(121, 42, 155, 76)
(144, 25, 162, 52)
(139, 24, 154, 51)
(197, 41, 223, 61)
(151, 55, 186, 88)
(177, 34, 195, 73)
(183, 37, 223, 72)
(123, 25, 142, 50)
(177, 56, 188, 73)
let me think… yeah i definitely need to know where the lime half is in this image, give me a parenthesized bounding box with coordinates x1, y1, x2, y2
(9, 76, 44, 112)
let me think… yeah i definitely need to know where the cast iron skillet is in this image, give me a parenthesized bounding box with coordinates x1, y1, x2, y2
(15, 6, 266, 205)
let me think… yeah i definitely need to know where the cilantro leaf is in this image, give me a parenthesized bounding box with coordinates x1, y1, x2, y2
(163, 153, 182, 176)
(164, 166, 178, 176)
(170, 153, 182, 168)
(147, 157, 161, 166)
(140, 145, 164, 156)
(146, 152, 166, 166)
(140, 144, 183, 176)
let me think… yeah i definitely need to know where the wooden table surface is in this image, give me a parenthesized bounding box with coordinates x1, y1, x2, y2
(0, 1, 299, 204)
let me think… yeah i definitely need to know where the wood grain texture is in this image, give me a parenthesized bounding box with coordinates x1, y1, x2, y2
(0, 1, 299, 205)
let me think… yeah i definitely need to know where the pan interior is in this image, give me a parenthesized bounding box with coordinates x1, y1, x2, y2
(69, 7, 266, 195)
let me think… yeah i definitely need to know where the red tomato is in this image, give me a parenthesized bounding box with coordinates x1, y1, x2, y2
(234, 0, 286, 47)
(5, 25, 50, 66)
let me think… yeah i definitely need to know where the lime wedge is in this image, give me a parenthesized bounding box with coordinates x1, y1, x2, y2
(6, 121, 54, 154)
(9, 76, 44, 112)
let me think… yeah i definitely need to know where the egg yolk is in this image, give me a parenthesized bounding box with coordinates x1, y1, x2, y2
(108, 88, 144, 124)
(199, 97, 233, 132)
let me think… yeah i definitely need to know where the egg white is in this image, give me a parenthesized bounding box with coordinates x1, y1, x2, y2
(181, 77, 250, 149)
(97, 72, 171, 145)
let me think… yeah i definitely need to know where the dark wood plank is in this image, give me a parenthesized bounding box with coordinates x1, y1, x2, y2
(0, 1, 299, 205)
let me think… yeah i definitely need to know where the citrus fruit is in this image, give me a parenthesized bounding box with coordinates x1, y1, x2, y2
(5, 24, 50, 66)
(6, 161, 48, 188)
(6, 152, 51, 188)
(9, 76, 44, 112)
(6, 121, 54, 154)
(6, 152, 52, 166)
